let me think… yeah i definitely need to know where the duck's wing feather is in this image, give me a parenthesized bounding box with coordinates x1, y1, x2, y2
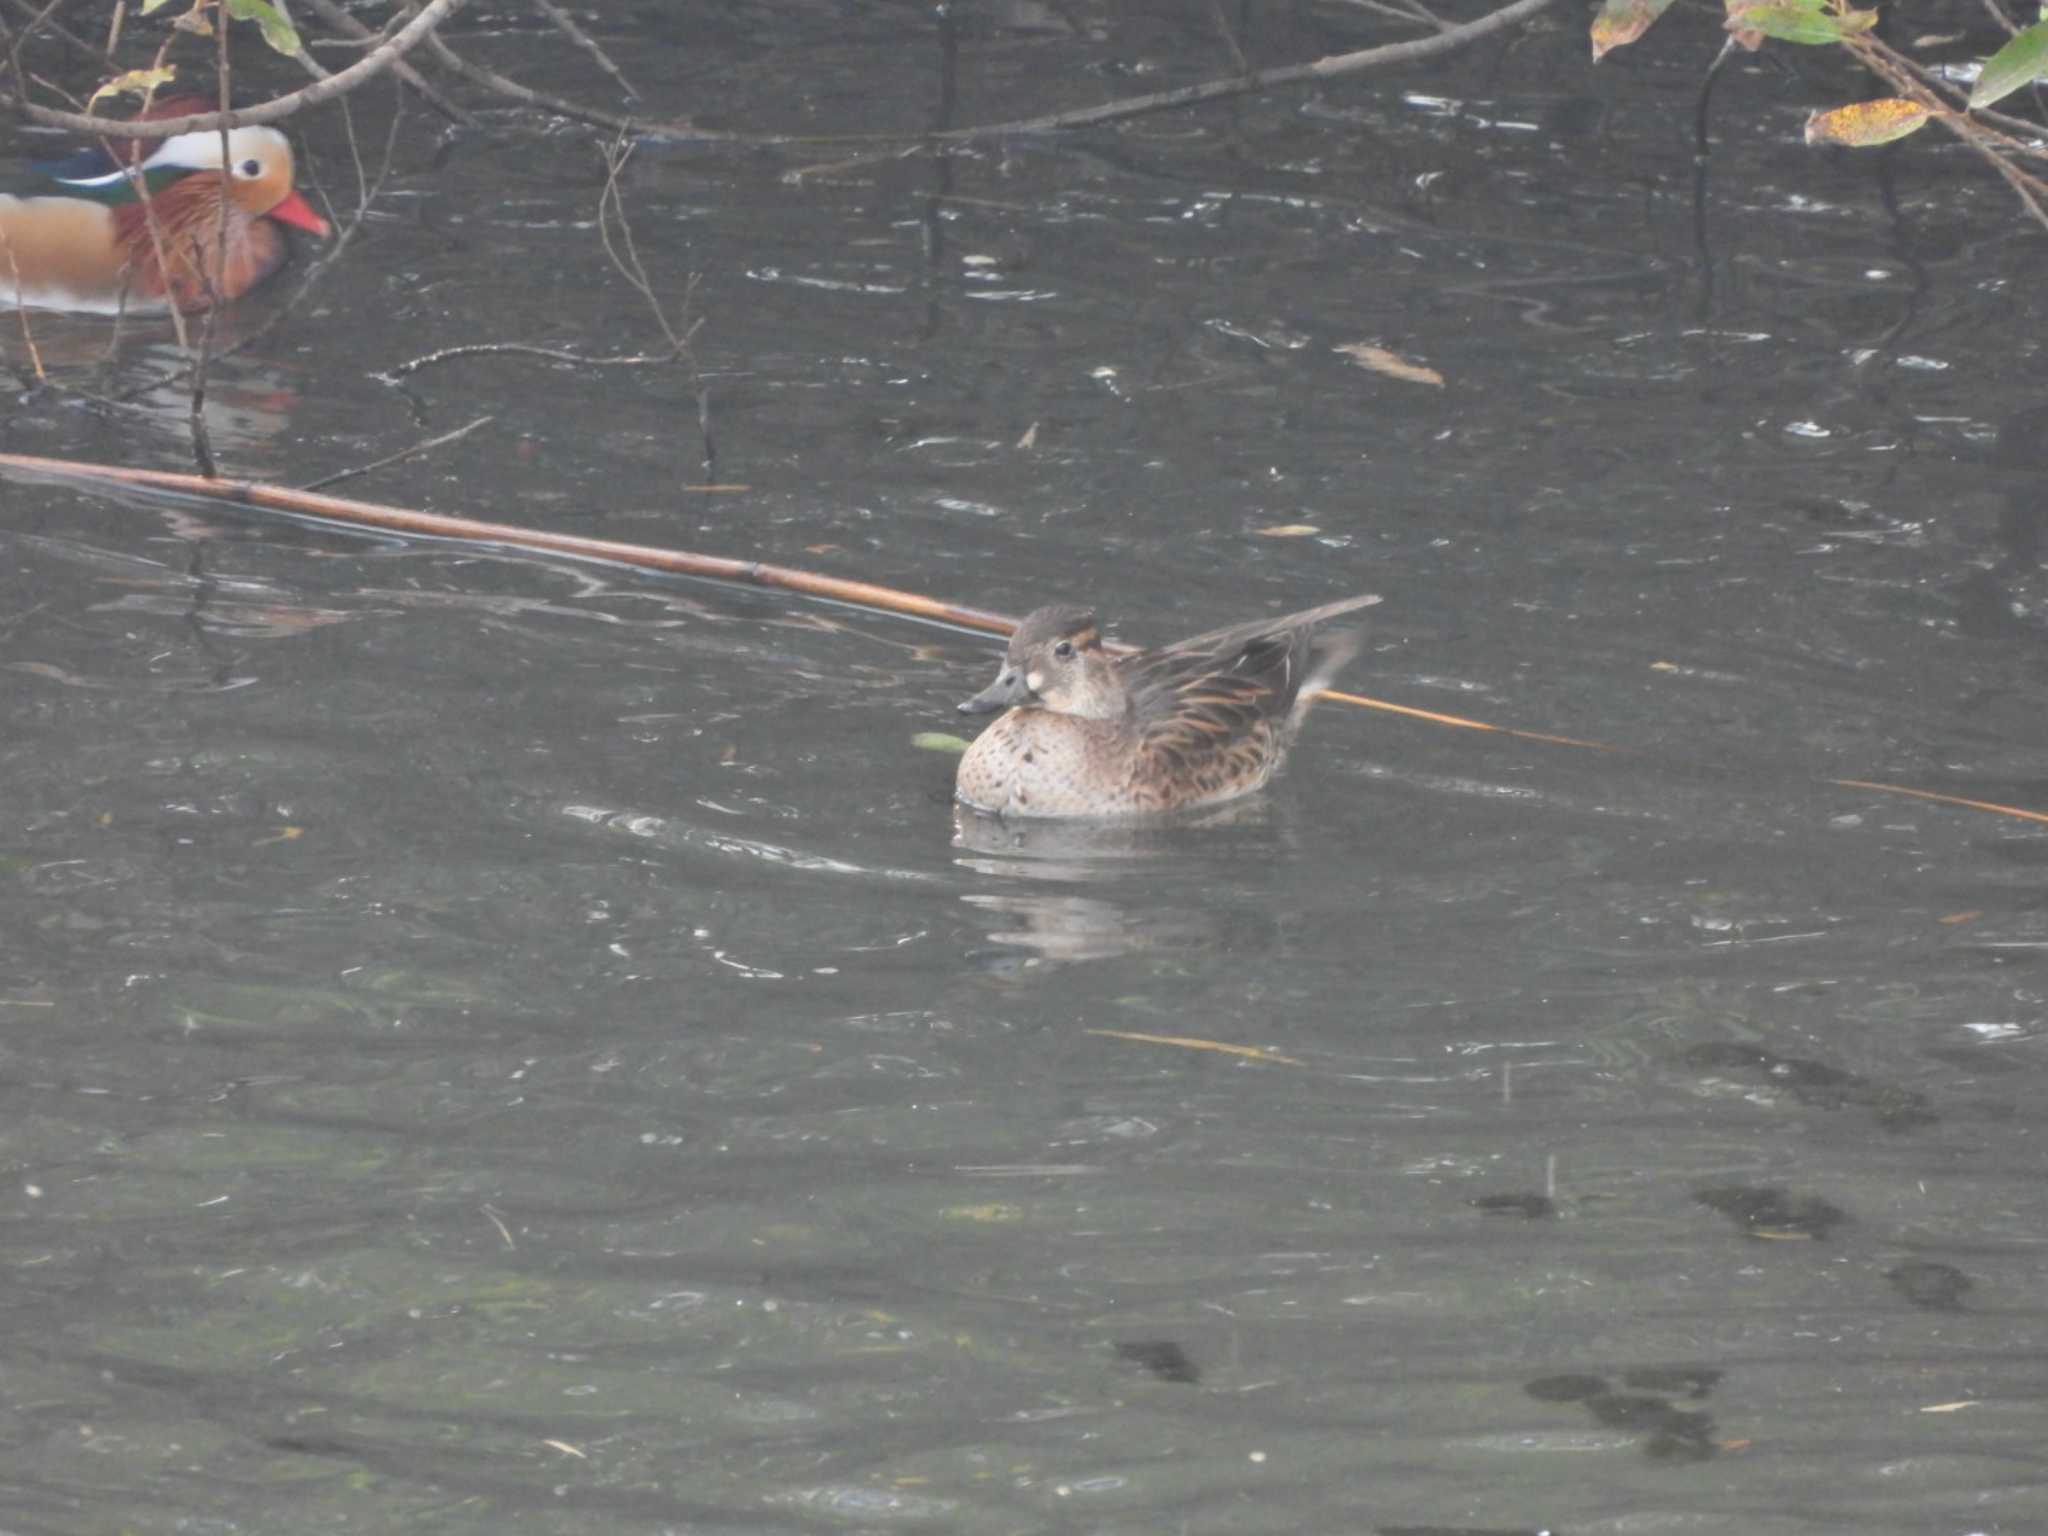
(1160, 593, 1381, 660)
(1116, 595, 1377, 795)
(1123, 593, 1378, 728)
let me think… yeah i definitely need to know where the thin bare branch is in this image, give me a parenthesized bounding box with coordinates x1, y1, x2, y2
(377, 340, 688, 380)
(299, 415, 495, 492)
(1, 0, 465, 136)
(531, 0, 638, 100)
(293, 0, 472, 125)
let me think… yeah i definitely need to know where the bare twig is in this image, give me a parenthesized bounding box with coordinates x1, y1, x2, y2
(531, 0, 638, 99)
(377, 339, 688, 379)
(1208, 0, 1248, 74)
(933, 0, 1563, 139)
(381, 134, 699, 382)
(422, 24, 705, 137)
(0, 0, 466, 137)
(3, 0, 117, 69)
(184, 6, 236, 476)
(595, 135, 690, 353)
(298, 414, 495, 491)
(2, 239, 45, 381)
(596, 132, 712, 471)
(292, 0, 472, 125)
(1337, 0, 1457, 33)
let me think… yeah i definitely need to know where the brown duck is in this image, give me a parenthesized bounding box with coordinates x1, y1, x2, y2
(954, 594, 1380, 818)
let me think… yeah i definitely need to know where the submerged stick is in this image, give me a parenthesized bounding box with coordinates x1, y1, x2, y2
(0, 450, 1018, 635)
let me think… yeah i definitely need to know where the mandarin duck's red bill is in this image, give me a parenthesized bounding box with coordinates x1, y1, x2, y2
(0, 98, 329, 314)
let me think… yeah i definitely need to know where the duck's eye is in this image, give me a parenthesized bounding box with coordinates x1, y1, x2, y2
(1053, 640, 1075, 659)
(237, 158, 261, 178)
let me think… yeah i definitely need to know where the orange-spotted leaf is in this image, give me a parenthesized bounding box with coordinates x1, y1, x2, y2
(1972, 19, 2048, 109)
(1804, 98, 1933, 146)
(1590, 0, 1680, 59)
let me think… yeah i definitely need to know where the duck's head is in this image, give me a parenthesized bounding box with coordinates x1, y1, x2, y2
(958, 604, 1123, 720)
(138, 125, 330, 236)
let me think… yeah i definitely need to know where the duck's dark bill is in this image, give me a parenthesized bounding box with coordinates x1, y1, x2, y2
(958, 670, 1031, 714)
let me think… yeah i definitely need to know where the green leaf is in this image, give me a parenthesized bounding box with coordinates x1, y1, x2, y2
(911, 732, 973, 755)
(224, 0, 302, 56)
(1972, 19, 2048, 108)
(1725, 0, 1876, 45)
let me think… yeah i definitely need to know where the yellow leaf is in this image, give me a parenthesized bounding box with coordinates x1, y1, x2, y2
(1255, 524, 1321, 537)
(86, 67, 179, 112)
(1333, 342, 1445, 387)
(1804, 99, 1934, 148)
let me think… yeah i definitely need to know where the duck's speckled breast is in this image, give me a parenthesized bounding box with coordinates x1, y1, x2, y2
(955, 708, 1149, 818)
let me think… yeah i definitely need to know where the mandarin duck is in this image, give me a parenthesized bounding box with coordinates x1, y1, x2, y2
(0, 97, 328, 314)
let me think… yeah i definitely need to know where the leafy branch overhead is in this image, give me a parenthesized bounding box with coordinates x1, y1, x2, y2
(143, 0, 302, 57)
(1592, 0, 2048, 226)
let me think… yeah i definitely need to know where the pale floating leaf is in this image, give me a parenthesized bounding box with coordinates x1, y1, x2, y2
(1333, 342, 1445, 387)
(1972, 19, 2048, 108)
(1804, 98, 1934, 147)
(1590, 0, 1680, 59)
(1255, 523, 1321, 537)
(912, 731, 973, 754)
(1085, 1028, 1303, 1066)
(86, 67, 179, 112)
(225, 0, 302, 55)
(941, 1203, 1023, 1223)
(1918, 1400, 1980, 1414)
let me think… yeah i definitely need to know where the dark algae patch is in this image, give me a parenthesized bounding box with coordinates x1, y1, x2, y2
(1682, 1042, 1937, 1131)
(1694, 1183, 1849, 1240)
(1526, 1366, 1724, 1462)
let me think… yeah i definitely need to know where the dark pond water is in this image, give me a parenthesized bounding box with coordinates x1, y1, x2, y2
(5, 2, 2048, 1531)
